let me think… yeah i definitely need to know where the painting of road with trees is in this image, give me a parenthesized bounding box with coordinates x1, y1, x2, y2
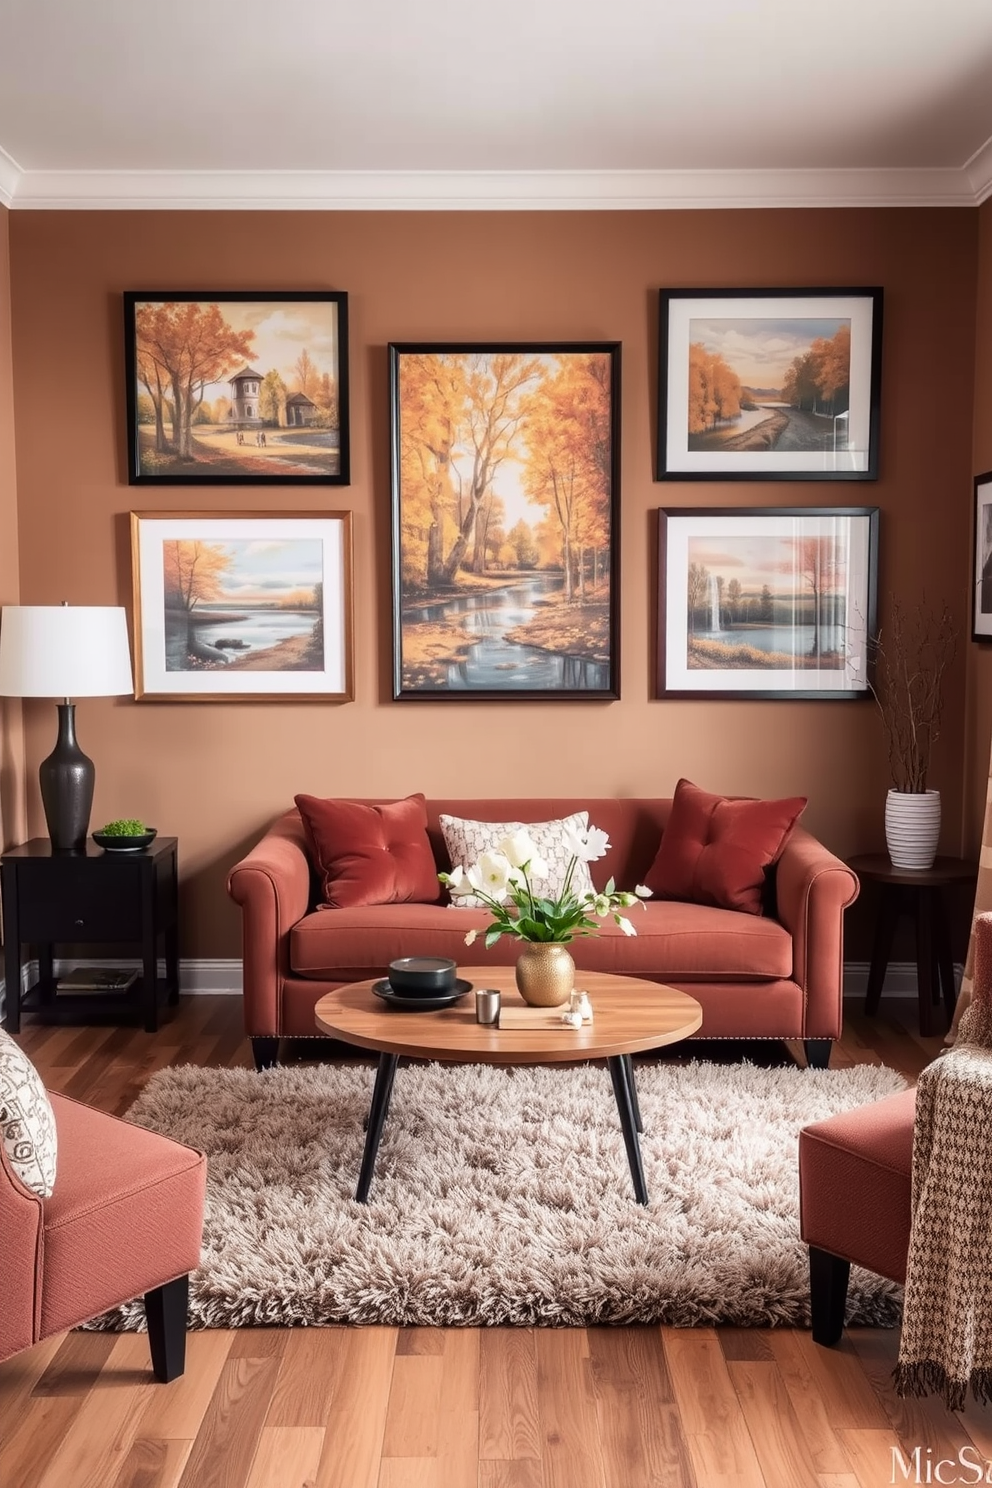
(127, 295, 347, 481)
(686, 317, 851, 454)
(392, 346, 618, 696)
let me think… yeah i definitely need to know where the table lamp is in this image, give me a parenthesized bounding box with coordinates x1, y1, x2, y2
(0, 604, 134, 851)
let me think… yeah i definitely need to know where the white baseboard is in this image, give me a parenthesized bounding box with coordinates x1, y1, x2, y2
(0, 957, 243, 1011)
(0, 957, 954, 1019)
(842, 960, 962, 998)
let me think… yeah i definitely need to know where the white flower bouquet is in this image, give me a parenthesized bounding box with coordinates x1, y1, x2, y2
(439, 822, 650, 947)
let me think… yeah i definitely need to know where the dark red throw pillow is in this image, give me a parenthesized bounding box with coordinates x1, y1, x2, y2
(294, 793, 439, 909)
(645, 778, 807, 916)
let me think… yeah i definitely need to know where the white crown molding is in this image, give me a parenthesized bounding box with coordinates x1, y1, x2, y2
(1, 163, 988, 211)
(0, 146, 21, 209)
(965, 134, 992, 206)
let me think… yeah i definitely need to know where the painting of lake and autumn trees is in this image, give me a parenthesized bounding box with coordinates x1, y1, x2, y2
(685, 530, 852, 671)
(124, 292, 349, 483)
(391, 345, 619, 697)
(130, 514, 353, 700)
(657, 508, 877, 699)
(162, 537, 324, 673)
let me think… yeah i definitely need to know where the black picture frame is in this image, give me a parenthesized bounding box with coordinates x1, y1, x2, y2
(973, 471, 992, 642)
(389, 342, 621, 700)
(656, 287, 883, 481)
(123, 291, 350, 485)
(656, 505, 879, 700)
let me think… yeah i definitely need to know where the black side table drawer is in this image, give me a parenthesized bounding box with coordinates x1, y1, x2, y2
(2, 836, 180, 1034)
(16, 862, 143, 941)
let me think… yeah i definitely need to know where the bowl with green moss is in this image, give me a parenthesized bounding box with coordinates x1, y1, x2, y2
(92, 819, 157, 852)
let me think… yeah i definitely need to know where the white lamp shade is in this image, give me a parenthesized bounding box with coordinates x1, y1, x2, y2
(0, 606, 134, 698)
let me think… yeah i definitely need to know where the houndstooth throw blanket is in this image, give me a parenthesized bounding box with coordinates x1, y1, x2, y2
(894, 913, 992, 1410)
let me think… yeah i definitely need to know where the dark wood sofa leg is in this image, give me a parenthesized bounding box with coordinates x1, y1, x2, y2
(804, 1039, 831, 1069)
(808, 1246, 850, 1347)
(251, 1036, 280, 1071)
(145, 1274, 189, 1382)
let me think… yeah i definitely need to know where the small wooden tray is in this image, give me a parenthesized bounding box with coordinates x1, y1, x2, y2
(498, 1006, 577, 1031)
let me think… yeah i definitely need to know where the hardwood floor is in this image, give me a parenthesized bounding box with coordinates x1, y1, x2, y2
(2, 996, 989, 1488)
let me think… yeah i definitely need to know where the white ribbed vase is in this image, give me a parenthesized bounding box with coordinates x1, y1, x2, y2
(884, 789, 941, 871)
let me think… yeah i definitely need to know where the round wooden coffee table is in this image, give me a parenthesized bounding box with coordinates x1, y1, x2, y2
(315, 967, 703, 1206)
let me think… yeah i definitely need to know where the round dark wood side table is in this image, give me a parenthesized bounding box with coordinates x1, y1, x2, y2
(848, 853, 978, 1036)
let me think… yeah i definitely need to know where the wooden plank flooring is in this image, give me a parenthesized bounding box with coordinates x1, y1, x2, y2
(2, 995, 988, 1488)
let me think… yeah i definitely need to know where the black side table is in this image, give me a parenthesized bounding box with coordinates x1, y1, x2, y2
(848, 853, 978, 1037)
(1, 836, 179, 1034)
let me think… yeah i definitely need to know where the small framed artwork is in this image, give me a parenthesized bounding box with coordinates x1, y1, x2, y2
(657, 506, 879, 700)
(389, 342, 621, 700)
(123, 291, 350, 484)
(972, 471, 992, 641)
(656, 288, 883, 481)
(130, 511, 354, 701)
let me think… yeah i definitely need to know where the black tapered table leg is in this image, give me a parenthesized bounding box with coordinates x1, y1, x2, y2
(620, 1053, 643, 1134)
(864, 885, 901, 1015)
(355, 1052, 399, 1203)
(608, 1056, 648, 1205)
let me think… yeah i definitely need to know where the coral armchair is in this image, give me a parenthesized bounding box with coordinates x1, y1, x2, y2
(0, 1090, 206, 1382)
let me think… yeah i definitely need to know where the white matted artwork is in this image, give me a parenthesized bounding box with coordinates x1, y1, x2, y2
(657, 506, 878, 700)
(972, 471, 992, 642)
(130, 511, 353, 701)
(657, 289, 882, 481)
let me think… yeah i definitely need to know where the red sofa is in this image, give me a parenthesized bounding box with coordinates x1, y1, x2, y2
(228, 796, 859, 1071)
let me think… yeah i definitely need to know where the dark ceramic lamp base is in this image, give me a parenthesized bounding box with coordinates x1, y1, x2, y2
(39, 702, 94, 852)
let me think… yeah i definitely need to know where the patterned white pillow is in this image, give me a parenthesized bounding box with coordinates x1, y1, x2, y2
(0, 1030, 58, 1198)
(440, 811, 596, 909)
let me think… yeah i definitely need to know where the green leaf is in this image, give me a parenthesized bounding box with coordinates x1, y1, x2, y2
(484, 927, 503, 948)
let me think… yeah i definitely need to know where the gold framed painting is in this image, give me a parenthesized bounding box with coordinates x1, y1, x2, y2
(130, 511, 354, 701)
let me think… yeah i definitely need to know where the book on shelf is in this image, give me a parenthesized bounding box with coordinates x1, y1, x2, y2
(55, 967, 138, 994)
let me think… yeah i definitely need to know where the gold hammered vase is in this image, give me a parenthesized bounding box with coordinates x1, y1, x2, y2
(514, 943, 575, 1007)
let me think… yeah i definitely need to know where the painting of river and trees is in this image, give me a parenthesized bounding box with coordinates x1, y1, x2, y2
(124, 292, 350, 484)
(657, 290, 882, 480)
(130, 513, 353, 700)
(657, 507, 878, 700)
(390, 344, 620, 698)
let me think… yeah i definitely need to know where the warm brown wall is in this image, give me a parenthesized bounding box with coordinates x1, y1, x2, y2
(7, 207, 980, 958)
(964, 198, 992, 856)
(0, 204, 25, 852)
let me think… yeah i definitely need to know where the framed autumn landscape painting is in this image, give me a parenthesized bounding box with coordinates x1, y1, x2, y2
(124, 291, 350, 484)
(389, 343, 621, 700)
(657, 506, 878, 700)
(130, 511, 354, 701)
(657, 288, 882, 481)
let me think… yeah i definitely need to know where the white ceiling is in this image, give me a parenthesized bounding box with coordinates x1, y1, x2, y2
(2, 0, 991, 209)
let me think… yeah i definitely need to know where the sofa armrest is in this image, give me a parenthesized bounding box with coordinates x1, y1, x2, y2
(227, 812, 313, 1037)
(0, 1138, 44, 1361)
(775, 827, 860, 1040)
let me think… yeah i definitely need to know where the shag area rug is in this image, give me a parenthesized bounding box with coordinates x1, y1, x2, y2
(102, 1058, 907, 1331)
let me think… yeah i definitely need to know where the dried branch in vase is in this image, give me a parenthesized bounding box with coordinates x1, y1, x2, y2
(868, 597, 957, 794)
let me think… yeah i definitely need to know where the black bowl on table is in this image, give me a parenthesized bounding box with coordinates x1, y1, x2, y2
(92, 829, 158, 852)
(387, 956, 457, 995)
